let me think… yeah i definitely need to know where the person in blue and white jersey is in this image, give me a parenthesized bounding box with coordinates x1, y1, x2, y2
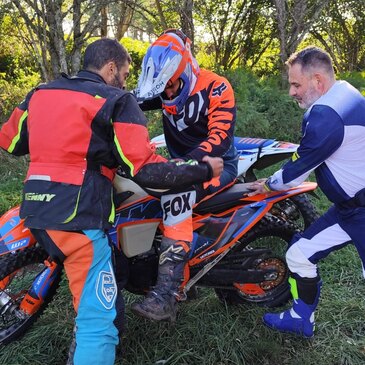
(248, 46, 365, 338)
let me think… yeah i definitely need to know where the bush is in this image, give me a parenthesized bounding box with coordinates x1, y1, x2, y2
(120, 37, 150, 89)
(340, 71, 365, 96)
(0, 73, 40, 123)
(224, 69, 303, 142)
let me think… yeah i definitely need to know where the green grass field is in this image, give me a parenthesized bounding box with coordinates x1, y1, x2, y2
(1, 155, 365, 365)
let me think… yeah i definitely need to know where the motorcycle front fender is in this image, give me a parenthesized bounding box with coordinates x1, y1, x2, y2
(0, 206, 36, 255)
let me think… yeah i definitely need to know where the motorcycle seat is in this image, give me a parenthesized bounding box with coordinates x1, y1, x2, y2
(195, 183, 253, 214)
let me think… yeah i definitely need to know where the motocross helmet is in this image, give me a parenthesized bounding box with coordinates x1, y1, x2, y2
(136, 29, 200, 115)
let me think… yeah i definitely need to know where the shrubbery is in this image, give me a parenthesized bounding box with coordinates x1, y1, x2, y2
(0, 73, 40, 123)
(225, 68, 303, 142)
(340, 71, 365, 96)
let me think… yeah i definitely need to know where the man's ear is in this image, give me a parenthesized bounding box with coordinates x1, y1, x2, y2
(106, 61, 116, 75)
(98, 61, 115, 85)
(313, 73, 325, 92)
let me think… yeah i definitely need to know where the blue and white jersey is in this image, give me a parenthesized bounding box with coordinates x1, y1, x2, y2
(268, 81, 365, 204)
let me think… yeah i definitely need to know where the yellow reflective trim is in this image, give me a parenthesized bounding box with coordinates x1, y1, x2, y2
(263, 181, 271, 192)
(8, 110, 28, 153)
(289, 276, 299, 299)
(109, 189, 115, 223)
(292, 151, 300, 162)
(113, 129, 135, 176)
(95, 95, 102, 99)
(63, 187, 82, 223)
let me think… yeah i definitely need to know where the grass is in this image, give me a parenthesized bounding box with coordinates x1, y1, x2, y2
(1, 154, 365, 365)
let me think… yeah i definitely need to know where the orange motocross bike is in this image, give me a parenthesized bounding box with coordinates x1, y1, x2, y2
(0, 175, 318, 345)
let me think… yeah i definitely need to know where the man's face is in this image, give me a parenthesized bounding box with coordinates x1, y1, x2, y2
(163, 78, 181, 99)
(111, 61, 130, 89)
(288, 63, 322, 109)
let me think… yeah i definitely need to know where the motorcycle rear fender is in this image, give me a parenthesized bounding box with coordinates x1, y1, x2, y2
(113, 173, 148, 206)
(237, 141, 298, 178)
(0, 206, 36, 255)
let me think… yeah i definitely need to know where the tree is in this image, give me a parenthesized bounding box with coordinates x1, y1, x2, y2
(271, 0, 331, 85)
(310, 0, 365, 72)
(10, 0, 115, 81)
(194, 0, 274, 70)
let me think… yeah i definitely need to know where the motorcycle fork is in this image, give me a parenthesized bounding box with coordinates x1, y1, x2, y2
(19, 260, 61, 315)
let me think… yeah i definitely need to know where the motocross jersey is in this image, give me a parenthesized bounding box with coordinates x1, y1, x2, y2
(141, 69, 238, 169)
(267, 81, 365, 204)
(0, 71, 214, 230)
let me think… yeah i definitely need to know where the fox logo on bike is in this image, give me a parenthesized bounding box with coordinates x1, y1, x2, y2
(96, 263, 117, 309)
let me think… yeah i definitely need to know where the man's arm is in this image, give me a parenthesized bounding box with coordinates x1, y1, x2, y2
(249, 105, 344, 194)
(186, 76, 236, 161)
(112, 93, 222, 189)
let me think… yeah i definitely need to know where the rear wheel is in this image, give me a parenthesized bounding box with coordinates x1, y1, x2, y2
(0, 246, 62, 345)
(215, 217, 295, 307)
(237, 176, 319, 230)
(273, 194, 319, 230)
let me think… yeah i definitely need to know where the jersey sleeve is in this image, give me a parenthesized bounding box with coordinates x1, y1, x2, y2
(137, 95, 162, 111)
(112, 93, 213, 189)
(267, 105, 344, 190)
(0, 90, 34, 156)
(186, 77, 236, 160)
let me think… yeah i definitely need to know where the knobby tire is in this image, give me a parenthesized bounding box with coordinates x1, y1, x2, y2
(0, 245, 62, 345)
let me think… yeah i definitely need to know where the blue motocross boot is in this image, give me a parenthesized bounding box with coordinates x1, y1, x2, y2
(263, 275, 322, 338)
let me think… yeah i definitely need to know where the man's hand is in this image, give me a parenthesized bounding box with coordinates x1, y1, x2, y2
(247, 178, 268, 196)
(202, 156, 224, 177)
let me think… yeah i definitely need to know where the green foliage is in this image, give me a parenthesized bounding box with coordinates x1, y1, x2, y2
(0, 73, 40, 122)
(225, 69, 303, 142)
(0, 15, 38, 81)
(121, 37, 150, 89)
(145, 110, 164, 139)
(0, 153, 26, 214)
(195, 45, 216, 70)
(340, 71, 365, 95)
(0, 14, 40, 121)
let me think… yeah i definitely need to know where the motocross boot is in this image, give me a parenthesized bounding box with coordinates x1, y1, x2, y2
(131, 237, 190, 322)
(263, 275, 322, 338)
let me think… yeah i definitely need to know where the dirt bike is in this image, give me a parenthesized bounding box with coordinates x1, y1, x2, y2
(0, 171, 317, 345)
(151, 134, 319, 229)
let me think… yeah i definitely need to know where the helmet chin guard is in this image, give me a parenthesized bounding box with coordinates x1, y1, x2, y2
(136, 29, 199, 114)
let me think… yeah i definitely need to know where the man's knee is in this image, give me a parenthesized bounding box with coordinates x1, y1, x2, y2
(286, 241, 317, 278)
(161, 190, 195, 242)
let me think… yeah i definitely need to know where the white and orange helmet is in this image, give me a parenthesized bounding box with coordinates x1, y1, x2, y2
(135, 29, 200, 114)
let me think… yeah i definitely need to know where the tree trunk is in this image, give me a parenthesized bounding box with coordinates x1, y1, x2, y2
(100, 6, 108, 37)
(179, 0, 195, 52)
(273, 0, 331, 88)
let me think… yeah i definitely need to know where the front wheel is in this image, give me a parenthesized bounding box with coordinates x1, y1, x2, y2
(0, 246, 62, 345)
(215, 218, 295, 307)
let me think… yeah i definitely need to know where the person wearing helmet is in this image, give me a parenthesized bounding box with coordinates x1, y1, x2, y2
(0, 38, 224, 364)
(132, 29, 238, 322)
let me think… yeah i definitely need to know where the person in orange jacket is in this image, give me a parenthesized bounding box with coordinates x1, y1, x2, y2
(0, 38, 223, 364)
